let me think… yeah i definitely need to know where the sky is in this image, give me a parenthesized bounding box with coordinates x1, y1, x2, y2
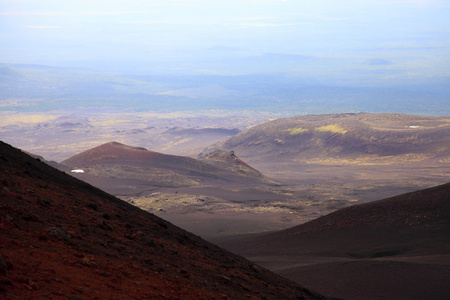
(1, 0, 450, 78)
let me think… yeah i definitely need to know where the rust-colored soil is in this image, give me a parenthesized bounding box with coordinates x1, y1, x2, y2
(0, 141, 325, 300)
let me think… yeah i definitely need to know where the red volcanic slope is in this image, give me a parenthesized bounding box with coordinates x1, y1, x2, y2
(0, 141, 325, 300)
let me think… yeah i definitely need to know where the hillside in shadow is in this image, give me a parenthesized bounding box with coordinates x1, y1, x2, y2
(220, 182, 450, 299)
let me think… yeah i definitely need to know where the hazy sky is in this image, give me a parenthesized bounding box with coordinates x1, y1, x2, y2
(1, 0, 449, 77)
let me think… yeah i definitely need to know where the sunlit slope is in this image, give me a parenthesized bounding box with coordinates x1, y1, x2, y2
(201, 113, 450, 165)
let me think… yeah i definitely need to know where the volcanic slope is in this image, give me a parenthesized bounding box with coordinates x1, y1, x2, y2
(200, 112, 450, 165)
(0, 141, 325, 300)
(221, 182, 450, 300)
(61, 141, 274, 192)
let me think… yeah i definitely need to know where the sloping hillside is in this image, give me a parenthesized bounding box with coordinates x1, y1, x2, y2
(200, 113, 450, 165)
(62, 141, 217, 174)
(61, 141, 274, 189)
(0, 141, 325, 299)
(228, 182, 450, 255)
(221, 182, 450, 300)
(283, 181, 450, 233)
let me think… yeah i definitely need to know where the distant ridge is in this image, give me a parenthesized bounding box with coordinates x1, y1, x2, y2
(0, 66, 21, 77)
(200, 113, 450, 164)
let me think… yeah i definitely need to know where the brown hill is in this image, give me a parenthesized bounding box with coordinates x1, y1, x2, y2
(62, 141, 217, 174)
(200, 113, 450, 165)
(0, 141, 325, 299)
(61, 142, 274, 190)
(221, 183, 450, 299)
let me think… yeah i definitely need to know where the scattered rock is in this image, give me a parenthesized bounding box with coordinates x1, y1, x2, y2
(36, 197, 52, 207)
(86, 203, 97, 211)
(0, 255, 11, 275)
(22, 213, 41, 222)
(0, 278, 13, 291)
(99, 221, 113, 231)
(155, 219, 168, 229)
(142, 235, 155, 247)
(48, 227, 71, 242)
(180, 268, 190, 278)
(81, 257, 98, 268)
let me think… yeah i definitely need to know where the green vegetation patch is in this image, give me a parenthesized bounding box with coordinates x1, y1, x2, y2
(315, 125, 348, 134)
(285, 127, 308, 135)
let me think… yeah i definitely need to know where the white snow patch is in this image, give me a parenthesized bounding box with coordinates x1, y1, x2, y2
(71, 169, 85, 173)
